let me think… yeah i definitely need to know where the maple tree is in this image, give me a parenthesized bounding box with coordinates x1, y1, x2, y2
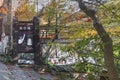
(76, 0, 119, 80)
(61, 0, 120, 79)
(1, 0, 120, 79)
(0, 7, 7, 14)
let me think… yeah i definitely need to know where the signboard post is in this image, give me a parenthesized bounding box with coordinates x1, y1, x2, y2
(13, 17, 40, 65)
(13, 16, 40, 65)
(33, 16, 40, 65)
(17, 21, 35, 65)
(0, 18, 2, 40)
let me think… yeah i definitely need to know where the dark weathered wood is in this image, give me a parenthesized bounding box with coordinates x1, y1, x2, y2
(33, 16, 40, 65)
(0, 18, 2, 40)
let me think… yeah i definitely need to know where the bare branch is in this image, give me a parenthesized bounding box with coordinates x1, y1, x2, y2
(37, 5, 45, 17)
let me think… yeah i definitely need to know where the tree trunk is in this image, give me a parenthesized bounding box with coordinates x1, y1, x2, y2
(93, 22, 119, 80)
(77, 0, 119, 80)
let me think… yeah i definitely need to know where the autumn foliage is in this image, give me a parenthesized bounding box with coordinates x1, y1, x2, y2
(15, 1, 35, 21)
(0, 6, 7, 14)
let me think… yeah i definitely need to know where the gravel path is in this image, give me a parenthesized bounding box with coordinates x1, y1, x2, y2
(0, 62, 56, 80)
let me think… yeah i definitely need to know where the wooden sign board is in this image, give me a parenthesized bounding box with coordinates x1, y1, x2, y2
(17, 21, 35, 65)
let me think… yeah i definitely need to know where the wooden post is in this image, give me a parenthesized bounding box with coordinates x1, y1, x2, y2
(33, 16, 40, 65)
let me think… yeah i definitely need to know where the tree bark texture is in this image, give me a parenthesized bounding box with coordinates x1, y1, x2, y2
(77, 0, 119, 80)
